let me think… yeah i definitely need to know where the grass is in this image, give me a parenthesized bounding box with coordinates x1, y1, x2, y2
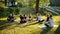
(0, 16, 60, 34)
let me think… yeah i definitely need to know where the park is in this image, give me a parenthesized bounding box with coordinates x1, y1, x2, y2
(0, 0, 60, 34)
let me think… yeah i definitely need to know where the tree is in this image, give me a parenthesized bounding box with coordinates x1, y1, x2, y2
(36, 0, 40, 13)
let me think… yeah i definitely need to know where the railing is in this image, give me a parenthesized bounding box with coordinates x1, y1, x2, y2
(45, 6, 60, 15)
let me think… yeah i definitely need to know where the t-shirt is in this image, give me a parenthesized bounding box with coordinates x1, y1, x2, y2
(49, 18, 54, 27)
(37, 16, 43, 21)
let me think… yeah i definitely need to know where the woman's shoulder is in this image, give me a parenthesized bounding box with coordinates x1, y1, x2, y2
(49, 18, 54, 22)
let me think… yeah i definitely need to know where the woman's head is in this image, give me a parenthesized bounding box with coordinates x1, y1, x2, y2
(46, 14, 50, 17)
(50, 14, 52, 18)
(24, 14, 26, 16)
(36, 13, 40, 16)
(10, 13, 13, 16)
(20, 14, 23, 17)
(46, 13, 52, 18)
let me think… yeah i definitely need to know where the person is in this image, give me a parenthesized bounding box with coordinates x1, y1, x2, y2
(45, 14, 54, 28)
(20, 14, 27, 24)
(7, 13, 15, 22)
(28, 14, 32, 21)
(23, 14, 27, 20)
(23, 14, 27, 23)
(20, 14, 23, 23)
(36, 13, 44, 23)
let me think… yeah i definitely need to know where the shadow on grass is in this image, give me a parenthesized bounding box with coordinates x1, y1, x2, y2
(20, 23, 38, 28)
(0, 20, 38, 30)
(54, 21, 60, 34)
(40, 28, 52, 34)
(0, 20, 17, 30)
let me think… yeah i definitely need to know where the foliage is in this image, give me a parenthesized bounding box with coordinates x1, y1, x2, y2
(16, 0, 50, 8)
(40, 0, 50, 6)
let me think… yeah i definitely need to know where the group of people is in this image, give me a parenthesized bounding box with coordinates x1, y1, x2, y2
(20, 14, 32, 24)
(7, 13, 54, 28)
(7, 13, 32, 23)
(36, 13, 54, 28)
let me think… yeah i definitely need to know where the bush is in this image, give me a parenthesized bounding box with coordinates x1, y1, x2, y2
(0, 7, 20, 18)
(0, 7, 5, 17)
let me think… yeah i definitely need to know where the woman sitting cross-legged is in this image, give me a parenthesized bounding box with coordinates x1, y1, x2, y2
(36, 13, 44, 24)
(45, 14, 54, 28)
(20, 14, 27, 24)
(28, 14, 32, 21)
(7, 13, 15, 22)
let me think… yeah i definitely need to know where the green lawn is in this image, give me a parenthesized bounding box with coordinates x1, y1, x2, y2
(0, 16, 60, 34)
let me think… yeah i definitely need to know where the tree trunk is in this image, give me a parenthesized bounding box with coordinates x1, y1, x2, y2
(36, 0, 39, 13)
